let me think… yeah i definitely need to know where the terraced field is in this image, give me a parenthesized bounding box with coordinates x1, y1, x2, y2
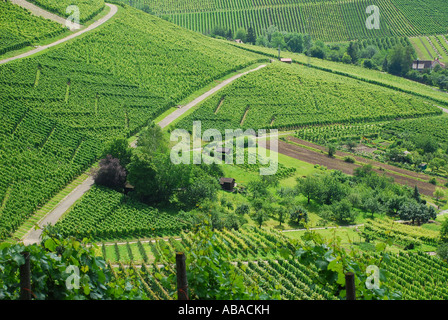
(177, 62, 442, 133)
(117, 0, 448, 42)
(0, 5, 264, 240)
(0, 1, 66, 55)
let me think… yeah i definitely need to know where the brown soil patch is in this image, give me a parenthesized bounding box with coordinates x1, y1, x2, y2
(267, 138, 446, 197)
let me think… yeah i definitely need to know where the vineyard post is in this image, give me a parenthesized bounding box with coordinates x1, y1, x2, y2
(345, 272, 356, 300)
(19, 251, 31, 300)
(176, 252, 188, 300)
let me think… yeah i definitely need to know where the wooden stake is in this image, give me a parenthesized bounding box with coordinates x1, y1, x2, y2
(345, 272, 356, 300)
(19, 252, 31, 300)
(176, 252, 188, 300)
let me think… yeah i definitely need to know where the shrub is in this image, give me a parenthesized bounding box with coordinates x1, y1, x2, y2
(344, 156, 356, 163)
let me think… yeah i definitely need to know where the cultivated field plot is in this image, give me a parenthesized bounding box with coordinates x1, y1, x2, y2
(0, 1, 66, 55)
(107, 225, 448, 300)
(177, 62, 442, 133)
(117, 0, 448, 41)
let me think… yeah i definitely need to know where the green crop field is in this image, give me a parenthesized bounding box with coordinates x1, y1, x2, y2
(117, 0, 448, 42)
(2, 0, 448, 303)
(0, 5, 264, 240)
(32, 0, 105, 23)
(0, 1, 66, 55)
(54, 185, 188, 240)
(177, 62, 442, 133)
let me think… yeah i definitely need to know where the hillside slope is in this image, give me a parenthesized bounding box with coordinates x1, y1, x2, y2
(0, 4, 264, 240)
(0, 1, 67, 55)
(117, 0, 448, 42)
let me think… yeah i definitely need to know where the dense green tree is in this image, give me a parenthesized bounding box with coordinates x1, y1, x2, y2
(286, 33, 303, 53)
(235, 28, 247, 42)
(102, 137, 133, 168)
(246, 26, 256, 44)
(136, 122, 168, 156)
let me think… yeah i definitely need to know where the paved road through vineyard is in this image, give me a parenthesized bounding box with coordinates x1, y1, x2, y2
(0, 2, 117, 65)
(21, 64, 267, 245)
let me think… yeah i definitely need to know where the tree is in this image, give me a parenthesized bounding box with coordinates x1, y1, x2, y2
(331, 199, 355, 224)
(93, 155, 127, 190)
(398, 200, 437, 225)
(102, 137, 133, 168)
(127, 151, 190, 205)
(347, 42, 359, 63)
(434, 187, 446, 208)
(270, 31, 286, 49)
(412, 185, 421, 203)
(289, 204, 308, 225)
(274, 207, 288, 226)
(246, 26, 256, 44)
(341, 53, 352, 64)
(439, 218, 448, 243)
(254, 209, 269, 228)
(235, 28, 247, 42)
(327, 144, 336, 157)
(309, 46, 325, 59)
(286, 33, 303, 53)
(136, 122, 168, 156)
(225, 28, 233, 39)
(296, 175, 320, 204)
(177, 175, 220, 209)
(430, 158, 446, 172)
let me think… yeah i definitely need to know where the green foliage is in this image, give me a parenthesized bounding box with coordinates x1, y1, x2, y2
(32, 0, 105, 23)
(54, 185, 188, 240)
(296, 228, 401, 300)
(0, 227, 146, 300)
(160, 225, 281, 300)
(0, 1, 66, 55)
(178, 63, 440, 133)
(119, 0, 448, 42)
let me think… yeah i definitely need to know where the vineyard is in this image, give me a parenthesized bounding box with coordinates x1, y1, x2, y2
(0, 5, 263, 240)
(0, 1, 66, 55)
(362, 218, 440, 248)
(231, 41, 448, 105)
(54, 185, 189, 240)
(295, 115, 448, 146)
(177, 62, 442, 133)
(117, 0, 448, 42)
(0, 100, 102, 240)
(105, 225, 448, 300)
(31, 0, 106, 23)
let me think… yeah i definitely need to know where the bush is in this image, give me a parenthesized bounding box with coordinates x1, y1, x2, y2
(437, 243, 448, 261)
(344, 156, 356, 163)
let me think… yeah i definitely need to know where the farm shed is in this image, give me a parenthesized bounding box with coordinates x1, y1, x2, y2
(219, 177, 235, 191)
(280, 58, 292, 64)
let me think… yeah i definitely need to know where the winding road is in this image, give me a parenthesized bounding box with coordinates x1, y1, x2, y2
(0, 2, 117, 65)
(21, 63, 268, 245)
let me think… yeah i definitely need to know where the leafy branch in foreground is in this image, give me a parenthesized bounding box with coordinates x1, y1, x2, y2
(293, 225, 402, 300)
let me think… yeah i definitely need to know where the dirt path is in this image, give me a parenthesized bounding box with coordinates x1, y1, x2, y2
(0, 3, 117, 66)
(287, 136, 447, 186)
(10, 0, 83, 28)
